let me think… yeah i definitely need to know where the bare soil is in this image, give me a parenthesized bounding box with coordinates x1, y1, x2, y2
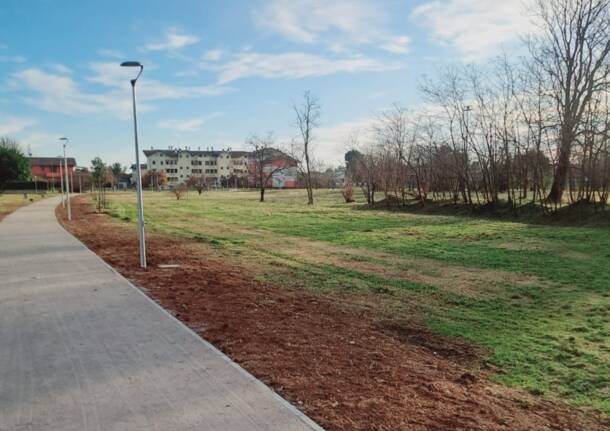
(57, 196, 608, 431)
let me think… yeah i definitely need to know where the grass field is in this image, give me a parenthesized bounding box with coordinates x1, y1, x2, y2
(102, 188, 609, 416)
(0, 192, 53, 220)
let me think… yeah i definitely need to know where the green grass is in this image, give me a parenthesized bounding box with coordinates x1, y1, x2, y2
(0, 192, 53, 218)
(102, 188, 610, 415)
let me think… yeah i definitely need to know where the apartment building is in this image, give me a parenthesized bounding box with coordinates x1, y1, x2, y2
(142, 147, 296, 188)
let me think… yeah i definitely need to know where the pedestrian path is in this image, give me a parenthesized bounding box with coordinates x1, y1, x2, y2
(0, 196, 322, 431)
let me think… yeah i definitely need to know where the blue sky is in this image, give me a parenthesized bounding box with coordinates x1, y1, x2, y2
(0, 0, 533, 168)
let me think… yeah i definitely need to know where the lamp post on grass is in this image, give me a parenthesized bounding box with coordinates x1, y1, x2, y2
(60, 137, 71, 221)
(121, 61, 146, 268)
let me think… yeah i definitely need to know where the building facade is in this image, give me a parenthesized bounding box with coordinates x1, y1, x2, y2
(27, 157, 77, 187)
(142, 147, 297, 188)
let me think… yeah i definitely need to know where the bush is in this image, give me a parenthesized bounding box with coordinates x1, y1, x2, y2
(342, 182, 355, 203)
(1, 181, 50, 191)
(0, 137, 30, 188)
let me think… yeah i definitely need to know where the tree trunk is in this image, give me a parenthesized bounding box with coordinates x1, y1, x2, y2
(548, 126, 575, 203)
(260, 187, 265, 202)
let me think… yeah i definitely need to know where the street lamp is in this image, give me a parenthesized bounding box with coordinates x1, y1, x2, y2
(121, 61, 146, 268)
(59, 158, 65, 206)
(60, 137, 71, 221)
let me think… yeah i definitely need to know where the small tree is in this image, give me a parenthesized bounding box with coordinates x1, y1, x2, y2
(110, 162, 125, 188)
(141, 170, 168, 189)
(293, 90, 320, 205)
(173, 184, 186, 200)
(0, 137, 29, 189)
(247, 133, 291, 202)
(187, 175, 207, 195)
(91, 157, 108, 211)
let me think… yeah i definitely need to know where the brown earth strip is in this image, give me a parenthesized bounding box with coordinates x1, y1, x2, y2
(57, 196, 608, 431)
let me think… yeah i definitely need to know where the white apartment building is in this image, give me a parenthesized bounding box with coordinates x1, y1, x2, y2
(143, 147, 249, 187)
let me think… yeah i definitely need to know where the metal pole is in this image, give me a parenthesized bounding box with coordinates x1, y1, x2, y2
(63, 143, 72, 221)
(59, 161, 65, 207)
(131, 78, 147, 268)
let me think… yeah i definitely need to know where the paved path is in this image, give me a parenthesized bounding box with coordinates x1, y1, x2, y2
(0, 197, 322, 431)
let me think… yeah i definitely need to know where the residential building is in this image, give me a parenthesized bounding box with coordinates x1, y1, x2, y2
(27, 157, 77, 187)
(142, 147, 297, 188)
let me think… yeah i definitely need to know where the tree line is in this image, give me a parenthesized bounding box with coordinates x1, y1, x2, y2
(346, 0, 610, 212)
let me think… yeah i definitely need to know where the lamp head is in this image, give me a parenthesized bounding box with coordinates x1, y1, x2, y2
(120, 61, 144, 84)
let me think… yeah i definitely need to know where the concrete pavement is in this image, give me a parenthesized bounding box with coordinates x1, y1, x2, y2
(0, 196, 322, 431)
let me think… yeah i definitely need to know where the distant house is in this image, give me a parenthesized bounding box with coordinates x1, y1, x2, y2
(130, 164, 148, 185)
(116, 172, 132, 189)
(27, 157, 77, 187)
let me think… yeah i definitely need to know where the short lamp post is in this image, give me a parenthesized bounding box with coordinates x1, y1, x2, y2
(121, 61, 146, 268)
(60, 137, 71, 221)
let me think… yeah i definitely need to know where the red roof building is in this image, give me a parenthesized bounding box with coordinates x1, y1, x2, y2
(27, 157, 77, 185)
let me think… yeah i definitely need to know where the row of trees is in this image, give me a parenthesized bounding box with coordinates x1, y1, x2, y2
(347, 0, 610, 211)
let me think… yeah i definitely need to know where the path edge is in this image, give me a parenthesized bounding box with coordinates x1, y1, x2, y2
(53, 201, 324, 431)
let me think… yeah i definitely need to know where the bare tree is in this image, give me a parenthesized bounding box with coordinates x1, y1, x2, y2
(187, 175, 207, 195)
(173, 184, 186, 200)
(247, 133, 290, 202)
(293, 90, 320, 205)
(529, 0, 610, 202)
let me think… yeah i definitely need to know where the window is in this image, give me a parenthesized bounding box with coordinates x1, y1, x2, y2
(152, 161, 156, 165)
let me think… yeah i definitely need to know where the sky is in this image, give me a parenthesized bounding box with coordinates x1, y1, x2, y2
(0, 0, 536, 169)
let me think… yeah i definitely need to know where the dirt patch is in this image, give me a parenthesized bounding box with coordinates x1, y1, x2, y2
(57, 196, 608, 431)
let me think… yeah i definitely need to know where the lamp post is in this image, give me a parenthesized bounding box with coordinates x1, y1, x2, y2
(59, 159, 65, 207)
(121, 61, 146, 268)
(60, 138, 71, 221)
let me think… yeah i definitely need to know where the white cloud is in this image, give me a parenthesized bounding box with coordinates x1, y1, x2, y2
(254, 0, 379, 44)
(18, 132, 60, 151)
(211, 52, 402, 84)
(0, 115, 35, 135)
(380, 36, 410, 54)
(50, 64, 72, 74)
(142, 28, 200, 51)
(412, 0, 535, 61)
(157, 113, 222, 132)
(88, 62, 231, 99)
(254, 0, 410, 55)
(10, 65, 230, 119)
(11, 68, 134, 118)
(202, 49, 223, 61)
(313, 117, 377, 164)
(98, 48, 125, 59)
